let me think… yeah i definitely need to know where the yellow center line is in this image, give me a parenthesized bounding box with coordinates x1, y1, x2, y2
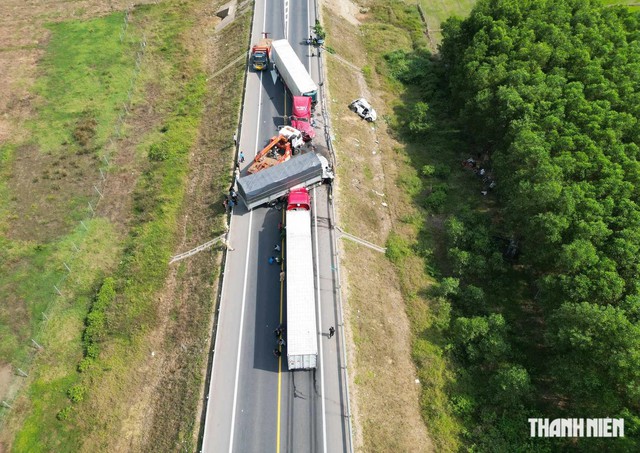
(276, 207, 286, 453)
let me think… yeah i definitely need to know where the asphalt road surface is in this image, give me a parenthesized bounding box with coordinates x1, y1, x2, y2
(201, 0, 351, 451)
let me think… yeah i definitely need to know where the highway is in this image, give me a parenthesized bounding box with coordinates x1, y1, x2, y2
(201, 0, 351, 451)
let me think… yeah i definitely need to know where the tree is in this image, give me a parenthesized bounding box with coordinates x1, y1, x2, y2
(451, 314, 510, 364)
(547, 302, 640, 412)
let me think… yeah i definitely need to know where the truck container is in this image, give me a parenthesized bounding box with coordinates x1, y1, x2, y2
(291, 96, 315, 142)
(237, 152, 333, 210)
(285, 187, 317, 370)
(271, 39, 318, 104)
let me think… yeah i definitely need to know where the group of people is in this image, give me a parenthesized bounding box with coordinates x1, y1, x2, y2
(269, 243, 283, 265)
(462, 157, 497, 196)
(223, 187, 239, 213)
(273, 324, 286, 357)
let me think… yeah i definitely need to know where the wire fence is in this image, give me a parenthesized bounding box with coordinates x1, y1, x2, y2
(1, 5, 148, 420)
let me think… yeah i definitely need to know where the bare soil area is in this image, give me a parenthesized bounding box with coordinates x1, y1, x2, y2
(322, 2, 434, 451)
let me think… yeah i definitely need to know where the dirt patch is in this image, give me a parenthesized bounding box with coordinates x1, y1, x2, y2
(96, 82, 164, 234)
(324, 0, 361, 26)
(0, 364, 15, 402)
(7, 144, 99, 242)
(321, 4, 434, 452)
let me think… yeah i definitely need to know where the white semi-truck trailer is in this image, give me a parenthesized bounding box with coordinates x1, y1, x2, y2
(271, 39, 318, 104)
(284, 187, 317, 370)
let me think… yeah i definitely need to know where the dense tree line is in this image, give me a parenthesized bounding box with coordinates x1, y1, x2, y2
(432, 0, 640, 449)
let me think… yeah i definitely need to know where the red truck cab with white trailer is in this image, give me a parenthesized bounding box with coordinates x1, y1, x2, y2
(285, 187, 317, 370)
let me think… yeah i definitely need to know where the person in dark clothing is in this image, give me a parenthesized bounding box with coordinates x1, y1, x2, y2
(273, 348, 281, 357)
(328, 326, 335, 338)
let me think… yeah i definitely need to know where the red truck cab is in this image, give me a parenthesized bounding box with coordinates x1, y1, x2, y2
(291, 96, 316, 142)
(287, 187, 311, 211)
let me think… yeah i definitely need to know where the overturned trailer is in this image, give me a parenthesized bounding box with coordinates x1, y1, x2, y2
(237, 152, 333, 210)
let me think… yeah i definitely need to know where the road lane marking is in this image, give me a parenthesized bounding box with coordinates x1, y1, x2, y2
(228, 4, 267, 447)
(313, 187, 328, 453)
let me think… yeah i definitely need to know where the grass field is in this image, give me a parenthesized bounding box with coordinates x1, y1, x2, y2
(32, 13, 136, 155)
(418, 0, 477, 42)
(0, 0, 248, 450)
(0, 9, 145, 450)
(602, 0, 640, 10)
(324, 0, 482, 451)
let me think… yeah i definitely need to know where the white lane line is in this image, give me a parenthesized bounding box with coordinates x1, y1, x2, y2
(313, 187, 328, 453)
(228, 2, 267, 450)
(286, 0, 291, 40)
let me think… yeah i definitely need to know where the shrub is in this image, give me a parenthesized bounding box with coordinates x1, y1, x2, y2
(67, 384, 87, 403)
(424, 188, 447, 212)
(421, 164, 435, 177)
(436, 277, 460, 297)
(148, 142, 170, 161)
(57, 406, 72, 421)
(433, 163, 451, 178)
(386, 231, 412, 263)
(398, 172, 422, 197)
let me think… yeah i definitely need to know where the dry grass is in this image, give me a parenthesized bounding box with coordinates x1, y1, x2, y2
(0, 1, 243, 451)
(323, 5, 433, 452)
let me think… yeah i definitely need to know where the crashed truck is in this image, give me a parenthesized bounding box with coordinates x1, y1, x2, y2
(291, 96, 315, 142)
(247, 125, 304, 174)
(237, 152, 334, 210)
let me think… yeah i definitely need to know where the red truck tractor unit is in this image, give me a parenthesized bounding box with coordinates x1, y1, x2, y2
(291, 96, 315, 142)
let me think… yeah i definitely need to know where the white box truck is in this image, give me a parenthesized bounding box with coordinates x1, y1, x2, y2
(271, 39, 318, 104)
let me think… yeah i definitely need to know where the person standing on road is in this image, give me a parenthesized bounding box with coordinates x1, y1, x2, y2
(280, 271, 285, 282)
(274, 244, 281, 252)
(328, 326, 335, 339)
(239, 151, 245, 163)
(273, 348, 281, 358)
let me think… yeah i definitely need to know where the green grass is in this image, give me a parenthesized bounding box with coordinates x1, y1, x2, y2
(31, 13, 137, 154)
(0, 7, 142, 449)
(417, 0, 477, 42)
(0, 144, 15, 233)
(354, 1, 482, 450)
(5, 218, 120, 450)
(601, 0, 640, 10)
(30, 2, 209, 449)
